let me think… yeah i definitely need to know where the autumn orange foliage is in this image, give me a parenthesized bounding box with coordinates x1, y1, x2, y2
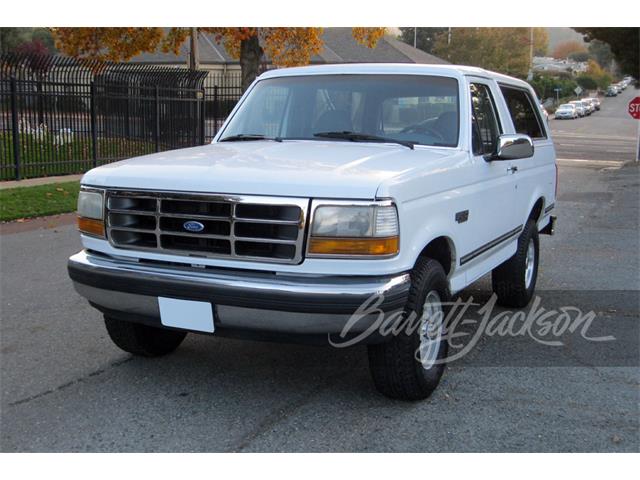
(551, 40, 587, 60)
(51, 27, 386, 67)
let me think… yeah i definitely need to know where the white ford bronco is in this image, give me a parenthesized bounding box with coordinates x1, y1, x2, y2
(68, 64, 557, 400)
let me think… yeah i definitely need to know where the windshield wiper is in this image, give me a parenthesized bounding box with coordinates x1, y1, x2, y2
(314, 131, 415, 150)
(219, 134, 282, 142)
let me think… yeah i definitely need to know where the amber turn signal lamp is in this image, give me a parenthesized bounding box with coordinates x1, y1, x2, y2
(77, 216, 105, 238)
(308, 236, 399, 256)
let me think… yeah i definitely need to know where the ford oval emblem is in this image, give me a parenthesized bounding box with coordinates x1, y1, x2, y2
(183, 220, 205, 233)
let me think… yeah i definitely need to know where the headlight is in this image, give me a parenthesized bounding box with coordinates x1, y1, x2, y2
(308, 201, 399, 257)
(77, 187, 105, 238)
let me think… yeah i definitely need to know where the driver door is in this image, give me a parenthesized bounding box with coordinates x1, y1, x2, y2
(459, 78, 519, 274)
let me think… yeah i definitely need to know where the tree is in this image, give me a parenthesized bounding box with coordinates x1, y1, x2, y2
(574, 28, 639, 79)
(551, 40, 587, 59)
(52, 27, 387, 91)
(568, 51, 590, 62)
(398, 28, 448, 53)
(218, 27, 387, 91)
(533, 28, 549, 56)
(0, 28, 55, 55)
(588, 39, 614, 71)
(14, 39, 50, 57)
(529, 72, 578, 101)
(575, 75, 597, 90)
(0, 28, 29, 54)
(433, 28, 548, 78)
(585, 59, 612, 89)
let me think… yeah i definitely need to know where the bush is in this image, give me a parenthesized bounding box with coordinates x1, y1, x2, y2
(576, 75, 598, 90)
(529, 74, 579, 100)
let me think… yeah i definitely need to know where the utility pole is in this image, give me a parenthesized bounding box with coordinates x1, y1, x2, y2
(414, 27, 417, 49)
(448, 27, 452, 45)
(526, 27, 534, 81)
(529, 27, 534, 70)
(189, 27, 199, 71)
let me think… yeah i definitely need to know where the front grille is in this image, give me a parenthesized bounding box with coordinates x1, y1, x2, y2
(105, 190, 308, 264)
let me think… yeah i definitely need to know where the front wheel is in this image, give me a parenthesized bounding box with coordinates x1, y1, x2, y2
(104, 316, 187, 357)
(367, 257, 450, 401)
(491, 219, 539, 308)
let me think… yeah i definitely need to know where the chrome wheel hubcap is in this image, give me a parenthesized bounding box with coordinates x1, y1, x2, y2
(524, 239, 535, 289)
(418, 290, 444, 370)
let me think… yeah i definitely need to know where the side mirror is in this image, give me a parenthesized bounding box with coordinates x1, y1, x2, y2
(490, 134, 534, 161)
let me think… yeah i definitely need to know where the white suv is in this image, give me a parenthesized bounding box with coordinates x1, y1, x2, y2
(68, 64, 557, 400)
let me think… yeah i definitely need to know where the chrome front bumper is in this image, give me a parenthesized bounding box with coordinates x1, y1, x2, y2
(68, 250, 411, 335)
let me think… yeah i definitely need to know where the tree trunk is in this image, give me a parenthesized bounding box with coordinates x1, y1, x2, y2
(239, 35, 263, 92)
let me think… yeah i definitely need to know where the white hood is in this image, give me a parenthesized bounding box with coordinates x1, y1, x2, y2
(82, 140, 459, 199)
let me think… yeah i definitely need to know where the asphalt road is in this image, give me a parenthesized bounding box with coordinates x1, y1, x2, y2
(1, 91, 639, 452)
(552, 87, 639, 162)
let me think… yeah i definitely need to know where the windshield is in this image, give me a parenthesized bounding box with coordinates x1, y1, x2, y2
(219, 74, 460, 148)
(558, 105, 573, 110)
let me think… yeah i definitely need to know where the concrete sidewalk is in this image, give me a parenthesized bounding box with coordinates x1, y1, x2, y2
(0, 174, 83, 190)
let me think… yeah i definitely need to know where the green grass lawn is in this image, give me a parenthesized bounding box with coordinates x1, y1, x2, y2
(0, 181, 80, 222)
(1, 133, 155, 180)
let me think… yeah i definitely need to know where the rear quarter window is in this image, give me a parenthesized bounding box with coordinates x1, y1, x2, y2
(499, 85, 546, 139)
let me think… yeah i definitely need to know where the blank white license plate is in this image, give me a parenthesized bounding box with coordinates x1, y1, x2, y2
(158, 297, 214, 333)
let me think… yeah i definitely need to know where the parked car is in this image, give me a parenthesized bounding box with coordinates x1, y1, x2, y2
(586, 97, 601, 111)
(68, 64, 557, 401)
(555, 103, 578, 119)
(606, 86, 617, 97)
(581, 98, 596, 114)
(569, 100, 587, 117)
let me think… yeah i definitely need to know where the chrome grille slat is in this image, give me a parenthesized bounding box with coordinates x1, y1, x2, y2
(233, 237, 298, 245)
(108, 226, 157, 234)
(108, 209, 158, 216)
(105, 190, 308, 264)
(233, 218, 300, 225)
(155, 212, 231, 222)
(159, 232, 231, 240)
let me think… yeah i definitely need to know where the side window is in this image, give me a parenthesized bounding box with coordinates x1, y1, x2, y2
(470, 83, 501, 156)
(500, 86, 545, 139)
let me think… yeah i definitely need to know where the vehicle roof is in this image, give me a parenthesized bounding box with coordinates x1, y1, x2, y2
(258, 63, 533, 89)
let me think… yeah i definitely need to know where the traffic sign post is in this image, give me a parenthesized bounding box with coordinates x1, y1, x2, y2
(629, 97, 640, 162)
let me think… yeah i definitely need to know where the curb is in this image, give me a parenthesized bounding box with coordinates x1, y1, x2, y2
(0, 174, 83, 190)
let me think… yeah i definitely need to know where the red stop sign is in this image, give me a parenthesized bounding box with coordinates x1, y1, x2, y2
(629, 97, 640, 119)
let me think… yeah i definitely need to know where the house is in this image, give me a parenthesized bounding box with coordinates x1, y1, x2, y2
(532, 56, 588, 75)
(128, 28, 448, 86)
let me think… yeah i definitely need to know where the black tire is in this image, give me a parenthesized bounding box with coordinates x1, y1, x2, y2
(491, 219, 539, 308)
(104, 316, 187, 357)
(367, 257, 450, 401)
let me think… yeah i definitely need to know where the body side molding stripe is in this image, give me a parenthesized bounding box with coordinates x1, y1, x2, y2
(459, 226, 523, 266)
(544, 203, 555, 214)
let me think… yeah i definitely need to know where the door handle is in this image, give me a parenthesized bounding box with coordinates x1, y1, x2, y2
(507, 166, 518, 173)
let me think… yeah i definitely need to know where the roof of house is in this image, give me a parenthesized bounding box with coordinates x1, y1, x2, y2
(128, 28, 448, 66)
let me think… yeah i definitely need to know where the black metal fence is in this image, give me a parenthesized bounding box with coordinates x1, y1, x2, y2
(203, 70, 243, 143)
(0, 54, 244, 180)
